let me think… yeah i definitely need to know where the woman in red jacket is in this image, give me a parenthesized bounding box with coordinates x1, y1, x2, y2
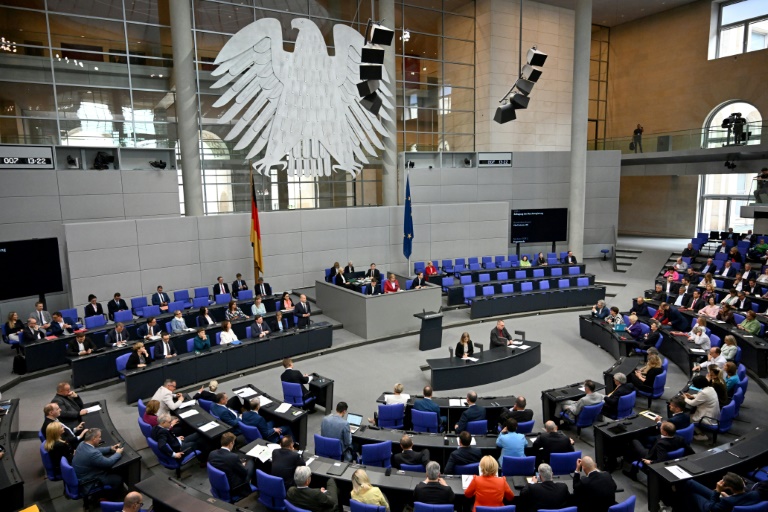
(464, 456, 514, 512)
(383, 273, 401, 293)
(425, 261, 438, 276)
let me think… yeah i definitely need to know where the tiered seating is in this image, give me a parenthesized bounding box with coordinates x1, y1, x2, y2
(414, 251, 571, 274)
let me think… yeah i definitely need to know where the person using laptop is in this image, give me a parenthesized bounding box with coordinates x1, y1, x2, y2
(490, 320, 513, 347)
(321, 402, 355, 461)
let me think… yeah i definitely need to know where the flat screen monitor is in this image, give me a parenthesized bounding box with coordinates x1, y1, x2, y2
(0, 238, 64, 300)
(510, 208, 568, 244)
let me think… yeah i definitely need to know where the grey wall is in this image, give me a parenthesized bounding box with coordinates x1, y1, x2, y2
(63, 202, 509, 310)
(0, 169, 178, 317)
(406, 151, 622, 258)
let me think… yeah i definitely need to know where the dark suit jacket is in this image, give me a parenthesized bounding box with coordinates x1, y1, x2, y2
(211, 404, 239, 431)
(272, 448, 305, 489)
(50, 319, 75, 336)
(41, 417, 80, 449)
(689, 298, 705, 312)
(281, 368, 310, 395)
(152, 292, 170, 305)
(252, 321, 269, 336)
(66, 337, 97, 357)
(256, 282, 272, 297)
(392, 448, 429, 469)
(747, 284, 762, 296)
(208, 447, 250, 494)
(365, 269, 382, 281)
(742, 270, 758, 282)
(500, 408, 534, 423)
(51, 393, 85, 429)
(107, 299, 129, 320)
(214, 283, 230, 296)
(269, 318, 288, 332)
(295, 301, 311, 328)
(700, 264, 717, 274)
(23, 326, 46, 343)
(667, 412, 691, 431)
(84, 303, 104, 318)
(632, 302, 650, 317)
(667, 307, 688, 331)
(241, 410, 278, 442)
(736, 298, 752, 311)
(155, 339, 177, 358)
(455, 341, 474, 358)
(333, 274, 349, 286)
(573, 470, 617, 512)
(444, 446, 482, 474)
(413, 398, 440, 415)
(566, 255, 578, 264)
(137, 323, 160, 339)
(413, 481, 455, 505)
(647, 435, 689, 462)
(151, 425, 182, 456)
(287, 478, 339, 512)
(677, 293, 692, 308)
(365, 284, 382, 296)
(410, 277, 427, 289)
(603, 383, 635, 415)
(490, 327, 512, 347)
(107, 328, 130, 346)
(516, 481, 570, 512)
(720, 266, 736, 278)
(232, 280, 248, 298)
(456, 404, 486, 433)
(126, 351, 152, 370)
(531, 431, 574, 464)
(343, 265, 355, 274)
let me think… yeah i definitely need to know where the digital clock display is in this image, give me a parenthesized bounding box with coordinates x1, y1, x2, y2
(479, 159, 511, 166)
(477, 152, 513, 167)
(2, 157, 53, 165)
(0, 144, 55, 169)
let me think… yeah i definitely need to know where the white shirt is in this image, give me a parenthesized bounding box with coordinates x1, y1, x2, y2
(691, 333, 711, 350)
(219, 330, 238, 345)
(701, 354, 726, 370)
(384, 393, 410, 405)
(685, 387, 720, 425)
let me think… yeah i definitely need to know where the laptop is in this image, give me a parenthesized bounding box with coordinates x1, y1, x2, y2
(614, 323, 626, 332)
(347, 413, 364, 433)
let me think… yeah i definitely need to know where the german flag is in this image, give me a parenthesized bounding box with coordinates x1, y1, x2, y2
(250, 170, 264, 272)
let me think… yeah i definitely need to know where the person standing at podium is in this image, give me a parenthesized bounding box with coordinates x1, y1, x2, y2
(455, 332, 474, 358)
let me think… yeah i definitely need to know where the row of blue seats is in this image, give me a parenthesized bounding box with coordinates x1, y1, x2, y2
(463, 277, 592, 303)
(415, 252, 572, 273)
(441, 267, 583, 292)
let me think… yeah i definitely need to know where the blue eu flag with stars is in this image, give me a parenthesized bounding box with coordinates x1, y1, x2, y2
(403, 174, 414, 259)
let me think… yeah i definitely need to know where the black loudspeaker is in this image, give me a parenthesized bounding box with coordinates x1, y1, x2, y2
(370, 25, 395, 46)
(357, 80, 380, 97)
(360, 64, 383, 80)
(514, 78, 535, 96)
(361, 44, 385, 64)
(494, 103, 517, 124)
(510, 93, 530, 109)
(360, 92, 383, 115)
(521, 64, 542, 82)
(527, 47, 548, 67)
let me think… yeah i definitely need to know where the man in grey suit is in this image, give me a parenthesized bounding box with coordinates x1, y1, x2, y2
(554, 380, 604, 426)
(71, 428, 124, 494)
(287, 466, 339, 512)
(29, 301, 52, 330)
(320, 402, 354, 461)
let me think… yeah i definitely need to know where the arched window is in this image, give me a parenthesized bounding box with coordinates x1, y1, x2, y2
(703, 100, 762, 148)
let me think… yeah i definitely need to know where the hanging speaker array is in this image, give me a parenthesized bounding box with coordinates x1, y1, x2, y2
(494, 46, 548, 124)
(357, 22, 394, 115)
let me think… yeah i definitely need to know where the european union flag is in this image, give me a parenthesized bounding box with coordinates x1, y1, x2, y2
(403, 174, 414, 259)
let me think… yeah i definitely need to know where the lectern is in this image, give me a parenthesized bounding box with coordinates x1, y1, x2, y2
(414, 311, 443, 351)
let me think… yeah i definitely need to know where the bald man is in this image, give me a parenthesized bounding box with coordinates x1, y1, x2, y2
(573, 456, 616, 512)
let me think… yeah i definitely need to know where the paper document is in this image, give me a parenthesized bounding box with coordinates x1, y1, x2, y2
(178, 400, 196, 409)
(457, 436, 477, 446)
(665, 465, 693, 479)
(464, 357, 479, 362)
(578, 386, 585, 392)
(743, 335, 754, 338)
(518, 345, 530, 350)
(275, 403, 292, 413)
(84, 405, 101, 413)
(199, 421, 219, 432)
(690, 348, 706, 354)
(307, 375, 313, 383)
(449, 399, 466, 407)
(235, 387, 257, 398)
(640, 411, 658, 421)
(258, 395, 273, 407)
(246, 444, 279, 463)
(148, 335, 161, 341)
(306, 457, 317, 466)
(185, 328, 196, 332)
(179, 409, 198, 419)
(461, 475, 474, 489)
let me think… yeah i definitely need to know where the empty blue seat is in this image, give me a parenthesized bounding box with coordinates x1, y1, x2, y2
(551, 267, 563, 276)
(464, 285, 477, 304)
(194, 287, 209, 299)
(539, 281, 550, 290)
(521, 282, 533, 292)
(558, 279, 570, 288)
(167, 301, 185, 314)
(482, 256, 493, 268)
(314, 434, 343, 460)
(142, 305, 160, 317)
(577, 277, 589, 287)
(502, 455, 535, 476)
(131, 297, 148, 316)
(411, 410, 439, 433)
(550, 451, 582, 475)
(441, 277, 454, 292)
(84, 315, 106, 330)
(441, 259, 453, 272)
(515, 270, 526, 279)
(455, 258, 466, 267)
(497, 272, 508, 280)
(533, 269, 544, 278)
(499, 261, 512, 268)
(482, 286, 494, 296)
(495, 255, 505, 266)
(501, 284, 514, 294)
(460, 275, 472, 284)
(174, 289, 191, 305)
(547, 258, 558, 265)
(466, 420, 487, 435)
(479, 273, 491, 283)
(414, 262, 425, 273)
(568, 266, 580, 275)
(468, 257, 478, 265)
(193, 297, 209, 308)
(469, 263, 481, 271)
(238, 289, 254, 301)
(215, 293, 231, 305)
(114, 310, 133, 323)
(361, 441, 392, 468)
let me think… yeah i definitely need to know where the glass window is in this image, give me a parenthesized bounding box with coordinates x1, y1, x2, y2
(0, 81, 57, 116)
(444, 13, 474, 40)
(404, 6, 442, 36)
(0, 48, 53, 83)
(125, 0, 170, 25)
(126, 23, 173, 60)
(194, 2, 255, 34)
(47, 0, 124, 19)
(703, 101, 762, 148)
(717, 0, 768, 58)
(0, 7, 50, 47)
(722, 0, 768, 25)
(53, 54, 130, 88)
(443, 37, 473, 64)
(49, 14, 126, 55)
(719, 24, 745, 57)
(748, 18, 768, 52)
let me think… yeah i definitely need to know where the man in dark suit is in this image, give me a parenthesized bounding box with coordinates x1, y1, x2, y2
(410, 271, 427, 289)
(151, 286, 170, 311)
(392, 435, 430, 469)
(214, 276, 230, 296)
(666, 304, 689, 331)
(107, 293, 129, 321)
(413, 385, 446, 428)
(687, 290, 706, 312)
(155, 332, 177, 358)
(231, 273, 248, 299)
(591, 300, 610, 319)
(490, 320, 513, 347)
(281, 358, 314, 402)
(272, 436, 305, 489)
(500, 396, 534, 424)
(682, 243, 699, 260)
(343, 261, 355, 274)
(516, 463, 570, 512)
(530, 421, 574, 465)
(107, 323, 130, 347)
(151, 414, 201, 459)
(23, 317, 46, 344)
(572, 456, 616, 512)
(41, 402, 85, 449)
(84, 295, 104, 318)
(211, 393, 241, 433)
(241, 397, 292, 443)
(208, 432, 256, 497)
(365, 279, 382, 295)
(602, 373, 634, 418)
(413, 461, 455, 504)
(286, 466, 339, 512)
(624, 422, 689, 480)
(720, 261, 736, 278)
(700, 258, 717, 275)
(295, 294, 311, 328)
(256, 277, 272, 297)
(365, 263, 381, 281)
(564, 251, 578, 264)
(66, 332, 97, 357)
(252, 316, 270, 337)
(630, 297, 650, 317)
(137, 317, 159, 340)
(683, 472, 761, 512)
(742, 263, 758, 282)
(746, 279, 762, 296)
(455, 391, 485, 433)
(50, 311, 75, 336)
(672, 286, 691, 308)
(444, 432, 482, 474)
(51, 382, 87, 429)
(736, 291, 752, 311)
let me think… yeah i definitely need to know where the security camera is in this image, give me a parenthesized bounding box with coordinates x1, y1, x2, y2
(464, 157, 472, 167)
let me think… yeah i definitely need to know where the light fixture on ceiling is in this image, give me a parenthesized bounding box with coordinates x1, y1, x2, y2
(402, 29, 411, 42)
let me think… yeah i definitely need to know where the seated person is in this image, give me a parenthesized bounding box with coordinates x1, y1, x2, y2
(530, 421, 574, 465)
(720, 335, 738, 361)
(50, 311, 75, 336)
(663, 267, 679, 281)
(84, 294, 104, 318)
(232, 273, 248, 299)
(137, 317, 160, 340)
(44, 421, 75, 475)
(365, 263, 382, 281)
(107, 292, 129, 321)
(108, 322, 130, 347)
(737, 309, 761, 335)
(516, 463, 570, 512)
(464, 456, 514, 508)
(604, 307, 624, 325)
(392, 434, 429, 469)
(170, 310, 188, 333)
(413, 385, 447, 429)
(271, 436, 305, 489)
(71, 428, 124, 495)
(699, 296, 720, 318)
(650, 283, 665, 302)
(628, 354, 664, 393)
(383, 273, 400, 293)
(225, 300, 248, 321)
(496, 418, 526, 459)
(687, 326, 711, 351)
(413, 461, 455, 504)
(219, 320, 238, 344)
(383, 383, 409, 405)
(251, 296, 267, 317)
(455, 391, 485, 434)
(410, 271, 427, 289)
(623, 421, 690, 481)
(126, 342, 152, 369)
(142, 399, 161, 427)
(490, 319, 513, 347)
(152, 286, 170, 311)
(602, 373, 634, 418)
(519, 255, 531, 267)
(424, 261, 438, 277)
(630, 297, 650, 317)
(193, 380, 218, 402)
(333, 267, 353, 287)
(251, 315, 270, 337)
(197, 307, 215, 327)
(287, 466, 340, 512)
(444, 431, 482, 474)
(151, 414, 201, 460)
(155, 332, 177, 358)
(344, 261, 355, 274)
(4, 312, 24, 343)
(555, 380, 603, 425)
(455, 332, 474, 358)
(638, 320, 662, 350)
(280, 292, 294, 311)
(724, 362, 740, 396)
(321, 402, 355, 461)
(673, 257, 688, 272)
(692, 346, 727, 373)
(66, 332, 96, 357)
(536, 252, 548, 266)
(255, 277, 272, 297)
(626, 314, 643, 341)
(365, 278, 382, 296)
(591, 300, 609, 319)
(270, 310, 288, 332)
(193, 328, 211, 351)
(682, 243, 698, 259)
(682, 472, 761, 512)
(499, 396, 534, 423)
(208, 432, 257, 497)
(351, 469, 390, 511)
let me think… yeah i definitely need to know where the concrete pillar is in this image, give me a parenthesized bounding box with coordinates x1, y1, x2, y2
(567, 0, 592, 257)
(379, 0, 398, 206)
(170, 0, 204, 216)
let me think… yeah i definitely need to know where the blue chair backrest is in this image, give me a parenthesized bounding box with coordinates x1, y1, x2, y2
(710, 334, 721, 347)
(652, 370, 667, 398)
(239, 421, 262, 442)
(665, 448, 685, 461)
(539, 281, 550, 290)
(207, 463, 233, 501)
(194, 287, 209, 298)
(460, 275, 472, 284)
(131, 297, 148, 312)
(735, 346, 743, 364)
(116, 353, 130, 378)
(174, 290, 190, 303)
(114, 310, 133, 323)
(479, 273, 490, 283)
(677, 424, 694, 445)
(246, 326, 253, 338)
(558, 279, 570, 288)
(60, 308, 79, 323)
(193, 297, 209, 308)
(551, 267, 563, 276)
(482, 256, 493, 265)
(616, 391, 636, 419)
(142, 305, 160, 317)
(215, 332, 221, 345)
(577, 277, 589, 287)
(361, 440, 392, 468)
(406, 280, 413, 290)
(502, 455, 535, 476)
(414, 503, 454, 512)
(215, 293, 232, 305)
(468, 257, 478, 265)
(731, 502, 768, 512)
(466, 420, 487, 435)
(314, 434, 343, 461)
(734, 313, 746, 325)
(533, 269, 544, 278)
(442, 277, 454, 288)
(568, 266, 579, 275)
(607, 495, 636, 512)
(476, 506, 516, 512)
(648, 306, 657, 317)
(239, 289, 254, 301)
(575, 403, 603, 428)
(453, 462, 479, 475)
(138, 398, 146, 417)
(521, 282, 533, 292)
(547, 258, 558, 265)
(282, 381, 306, 406)
(456, 258, 466, 266)
(482, 286, 494, 296)
(469, 263, 481, 271)
(198, 399, 213, 413)
(411, 410, 439, 433)
(717, 400, 736, 432)
(165, 321, 173, 333)
(517, 420, 534, 434)
(414, 262, 425, 273)
(257, 469, 287, 510)
(138, 417, 152, 438)
(167, 301, 184, 314)
(378, 403, 405, 429)
(550, 450, 582, 475)
(351, 501, 387, 512)
(186, 338, 194, 352)
(441, 259, 452, 270)
(515, 270, 526, 279)
(497, 272, 508, 280)
(509, 254, 519, 262)
(495, 255, 505, 264)
(737, 364, 746, 379)
(61, 457, 81, 499)
(501, 284, 514, 294)
(40, 442, 59, 481)
(85, 315, 106, 329)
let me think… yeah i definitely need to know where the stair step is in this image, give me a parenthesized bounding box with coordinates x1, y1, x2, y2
(615, 248, 643, 254)
(617, 255, 639, 260)
(617, 261, 633, 266)
(605, 293, 617, 298)
(594, 281, 627, 287)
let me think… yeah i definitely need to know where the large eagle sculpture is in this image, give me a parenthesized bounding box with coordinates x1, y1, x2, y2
(212, 18, 393, 177)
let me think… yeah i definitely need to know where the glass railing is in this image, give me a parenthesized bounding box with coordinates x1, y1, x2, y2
(592, 121, 766, 154)
(747, 176, 768, 206)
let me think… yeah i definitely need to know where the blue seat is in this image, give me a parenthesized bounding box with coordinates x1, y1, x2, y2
(479, 273, 491, 283)
(239, 289, 254, 301)
(468, 257, 478, 265)
(414, 262, 425, 274)
(406, 280, 413, 290)
(257, 469, 287, 510)
(62, 456, 112, 502)
(173, 289, 192, 306)
(116, 353, 130, 380)
(208, 463, 257, 503)
(551, 267, 563, 277)
(84, 315, 106, 330)
(577, 277, 589, 287)
(732, 503, 768, 512)
(351, 501, 387, 512)
(514, 270, 526, 279)
(482, 286, 494, 297)
(215, 293, 232, 305)
(738, 363, 747, 379)
(539, 507, 576, 512)
(733, 387, 745, 417)
(167, 301, 185, 314)
(456, 258, 466, 267)
(517, 420, 534, 434)
(476, 506, 516, 512)
(547, 258, 558, 265)
(378, 403, 405, 429)
(550, 451, 582, 475)
(114, 310, 133, 323)
(469, 263, 481, 271)
(239, 421, 263, 443)
(558, 279, 570, 288)
(501, 284, 514, 294)
(533, 269, 544, 278)
(500, 260, 513, 269)
(399, 463, 425, 472)
(441, 277, 455, 292)
(193, 297, 209, 309)
(521, 282, 533, 292)
(502, 455, 535, 476)
(698, 400, 736, 444)
(453, 462, 480, 475)
(735, 346, 743, 364)
(138, 398, 147, 418)
(647, 306, 657, 317)
(361, 441, 392, 468)
(568, 266, 580, 275)
(734, 313, 746, 325)
(411, 409, 439, 433)
(636, 370, 666, 408)
(495, 255, 506, 266)
(186, 338, 195, 352)
(561, 402, 603, 435)
(414, 502, 454, 512)
(314, 434, 343, 461)
(460, 275, 472, 285)
(138, 417, 152, 439)
(677, 424, 694, 445)
(131, 297, 148, 316)
(539, 281, 550, 290)
(441, 259, 453, 272)
(142, 305, 160, 317)
(194, 287, 210, 299)
(198, 399, 213, 413)
(282, 381, 315, 409)
(466, 420, 487, 435)
(216, 332, 221, 345)
(497, 271, 508, 280)
(481, 256, 493, 268)
(165, 321, 173, 333)
(607, 495, 636, 512)
(40, 442, 61, 481)
(148, 437, 200, 478)
(605, 391, 636, 420)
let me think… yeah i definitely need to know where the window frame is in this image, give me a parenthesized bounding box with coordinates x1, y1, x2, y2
(716, 0, 768, 58)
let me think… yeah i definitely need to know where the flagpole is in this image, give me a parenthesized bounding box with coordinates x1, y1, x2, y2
(406, 169, 410, 273)
(250, 168, 261, 281)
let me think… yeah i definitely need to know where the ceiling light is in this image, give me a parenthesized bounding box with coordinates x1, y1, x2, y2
(402, 29, 411, 42)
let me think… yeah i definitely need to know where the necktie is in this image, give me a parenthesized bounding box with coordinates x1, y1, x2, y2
(39, 311, 43, 323)
(117, 332, 121, 342)
(261, 285, 265, 295)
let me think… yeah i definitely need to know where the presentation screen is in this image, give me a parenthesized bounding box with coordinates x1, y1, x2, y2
(510, 208, 568, 244)
(0, 238, 64, 300)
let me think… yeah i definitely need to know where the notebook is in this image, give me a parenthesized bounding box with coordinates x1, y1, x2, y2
(614, 323, 626, 332)
(347, 413, 364, 433)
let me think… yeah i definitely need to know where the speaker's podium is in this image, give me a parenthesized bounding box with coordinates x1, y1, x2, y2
(414, 310, 443, 351)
